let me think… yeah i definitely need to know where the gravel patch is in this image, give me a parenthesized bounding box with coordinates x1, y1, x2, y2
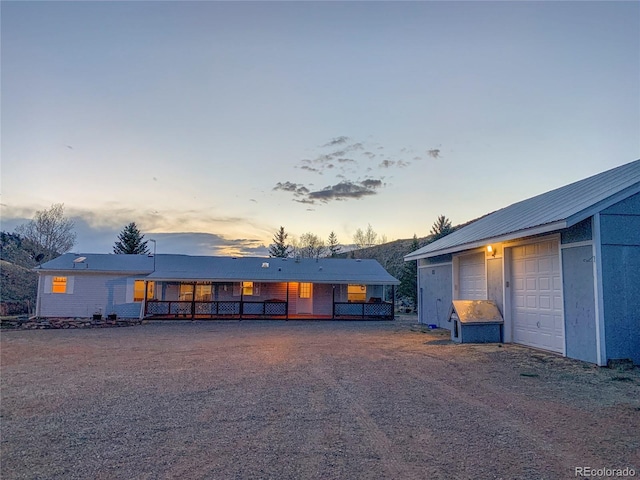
(2, 317, 639, 479)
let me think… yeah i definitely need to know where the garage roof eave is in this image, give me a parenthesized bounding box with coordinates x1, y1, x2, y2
(404, 220, 569, 260)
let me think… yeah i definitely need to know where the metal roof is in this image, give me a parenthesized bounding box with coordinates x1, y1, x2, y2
(37, 254, 400, 285)
(405, 159, 640, 260)
(37, 253, 154, 273)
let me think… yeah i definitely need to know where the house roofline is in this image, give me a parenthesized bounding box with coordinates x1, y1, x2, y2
(142, 276, 400, 285)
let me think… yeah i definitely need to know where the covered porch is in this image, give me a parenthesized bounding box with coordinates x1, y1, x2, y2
(141, 280, 395, 320)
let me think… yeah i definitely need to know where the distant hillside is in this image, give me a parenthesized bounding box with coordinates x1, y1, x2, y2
(336, 215, 485, 281)
(0, 232, 42, 315)
(0, 260, 37, 315)
(336, 236, 430, 280)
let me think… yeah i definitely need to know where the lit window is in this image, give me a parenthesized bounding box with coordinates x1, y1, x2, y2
(179, 284, 194, 301)
(242, 282, 254, 296)
(134, 281, 154, 302)
(299, 283, 311, 299)
(52, 277, 67, 294)
(347, 284, 366, 302)
(195, 284, 212, 301)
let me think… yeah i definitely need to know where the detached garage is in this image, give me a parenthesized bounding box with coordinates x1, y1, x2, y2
(405, 159, 640, 366)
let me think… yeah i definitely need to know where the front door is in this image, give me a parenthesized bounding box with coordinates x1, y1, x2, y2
(297, 282, 313, 314)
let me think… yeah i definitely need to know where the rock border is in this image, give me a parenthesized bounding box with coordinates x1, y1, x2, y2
(0, 317, 143, 330)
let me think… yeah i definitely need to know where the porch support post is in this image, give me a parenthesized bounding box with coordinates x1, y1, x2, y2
(286, 282, 289, 320)
(191, 282, 196, 319)
(141, 280, 148, 320)
(332, 285, 336, 320)
(240, 282, 244, 320)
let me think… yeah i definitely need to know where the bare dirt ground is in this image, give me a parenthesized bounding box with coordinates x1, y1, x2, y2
(1, 316, 639, 480)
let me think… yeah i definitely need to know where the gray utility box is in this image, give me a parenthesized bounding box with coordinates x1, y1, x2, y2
(448, 300, 503, 344)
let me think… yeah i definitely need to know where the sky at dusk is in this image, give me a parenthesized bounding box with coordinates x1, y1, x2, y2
(2, 1, 639, 256)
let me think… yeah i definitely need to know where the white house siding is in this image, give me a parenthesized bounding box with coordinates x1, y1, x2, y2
(38, 273, 141, 318)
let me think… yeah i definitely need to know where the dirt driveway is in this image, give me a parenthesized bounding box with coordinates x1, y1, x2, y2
(1, 317, 639, 480)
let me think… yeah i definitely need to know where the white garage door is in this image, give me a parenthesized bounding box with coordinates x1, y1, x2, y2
(459, 252, 486, 300)
(511, 239, 564, 353)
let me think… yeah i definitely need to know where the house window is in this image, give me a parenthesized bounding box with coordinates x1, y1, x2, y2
(299, 283, 312, 299)
(179, 284, 194, 301)
(233, 282, 260, 296)
(348, 284, 366, 302)
(52, 277, 67, 294)
(134, 281, 154, 302)
(195, 284, 212, 301)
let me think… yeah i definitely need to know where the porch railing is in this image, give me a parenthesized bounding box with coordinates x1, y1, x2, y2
(145, 299, 393, 320)
(333, 302, 394, 320)
(145, 300, 288, 319)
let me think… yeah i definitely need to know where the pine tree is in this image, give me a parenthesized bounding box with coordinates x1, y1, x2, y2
(268, 226, 290, 258)
(430, 215, 452, 241)
(113, 223, 149, 254)
(327, 231, 341, 257)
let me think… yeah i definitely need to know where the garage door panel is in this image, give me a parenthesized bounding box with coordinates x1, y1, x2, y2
(459, 253, 486, 300)
(539, 295, 551, 309)
(539, 277, 551, 291)
(511, 239, 564, 354)
(526, 295, 537, 308)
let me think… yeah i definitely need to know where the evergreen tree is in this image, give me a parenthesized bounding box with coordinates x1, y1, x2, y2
(269, 226, 290, 258)
(327, 231, 341, 257)
(430, 215, 452, 241)
(399, 234, 420, 308)
(113, 223, 149, 254)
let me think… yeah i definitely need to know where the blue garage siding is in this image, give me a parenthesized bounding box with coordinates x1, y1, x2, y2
(600, 193, 640, 364)
(418, 264, 452, 328)
(562, 245, 597, 364)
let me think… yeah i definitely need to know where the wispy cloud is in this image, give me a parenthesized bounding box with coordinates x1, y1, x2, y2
(308, 179, 383, 202)
(274, 136, 443, 204)
(273, 181, 309, 197)
(322, 136, 350, 147)
(427, 148, 441, 159)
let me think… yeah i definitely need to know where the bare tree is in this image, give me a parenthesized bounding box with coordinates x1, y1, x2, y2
(15, 203, 76, 262)
(298, 232, 326, 259)
(353, 223, 379, 249)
